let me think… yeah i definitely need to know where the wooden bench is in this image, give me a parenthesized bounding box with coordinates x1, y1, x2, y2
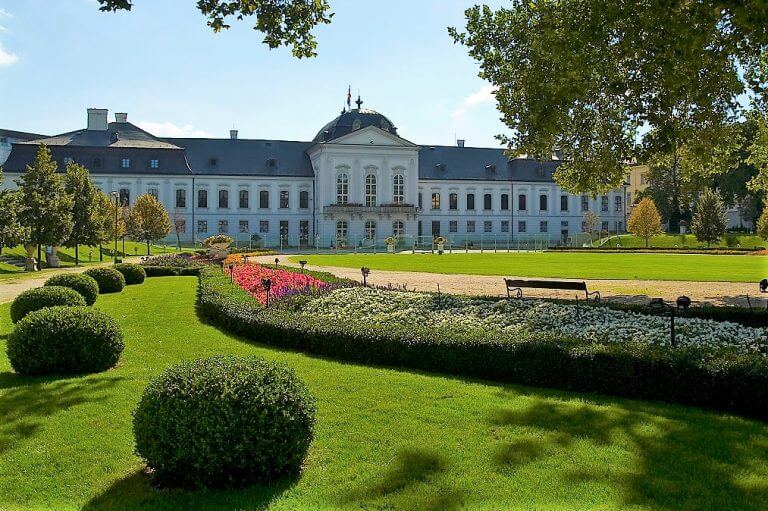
(504, 278, 600, 302)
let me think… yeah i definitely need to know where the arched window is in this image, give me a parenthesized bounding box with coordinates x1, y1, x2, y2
(364, 220, 377, 240)
(218, 189, 229, 209)
(239, 189, 249, 209)
(393, 174, 404, 204)
(336, 173, 349, 204)
(336, 220, 348, 244)
(365, 174, 377, 207)
(392, 220, 404, 237)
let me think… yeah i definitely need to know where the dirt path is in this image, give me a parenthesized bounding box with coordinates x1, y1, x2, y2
(257, 255, 767, 308)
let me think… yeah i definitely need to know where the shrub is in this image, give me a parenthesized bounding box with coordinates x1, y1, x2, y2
(44, 273, 99, 305)
(7, 306, 124, 375)
(10, 286, 86, 323)
(203, 234, 234, 246)
(141, 254, 196, 267)
(133, 356, 316, 489)
(113, 263, 146, 285)
(83, 267, 126, 293)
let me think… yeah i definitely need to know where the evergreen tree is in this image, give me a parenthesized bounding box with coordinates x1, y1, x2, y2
(127, 194, 170, 255)
(63, 162, 102, 265)
(0, 170, 29, 254)
(627, 197, 664, 247)
(691, 189, 728, 247)
(15, 145, 73, 268)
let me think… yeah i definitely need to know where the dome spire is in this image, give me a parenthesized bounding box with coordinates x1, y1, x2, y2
(355, 94, 363, 110)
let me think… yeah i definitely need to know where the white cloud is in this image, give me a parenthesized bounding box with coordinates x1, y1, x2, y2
(137, 121, 212, 138)
(452, 84, 498, 119)
(0, 25, 8, 33)
(0, 42, 18, 67)
(0, 8, 12, 18)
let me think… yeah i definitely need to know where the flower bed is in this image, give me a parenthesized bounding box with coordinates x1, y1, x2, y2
(226, 264, 332, 305)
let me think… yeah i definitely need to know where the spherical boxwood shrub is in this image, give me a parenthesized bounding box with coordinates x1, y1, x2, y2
(133, 356, 316, 488)
(113, 263, 146, 285)
(7, 306, 124, 375)
(44, 273, 99, 305)
(83, 267, 126, 293)
(10, 286, 86, 323)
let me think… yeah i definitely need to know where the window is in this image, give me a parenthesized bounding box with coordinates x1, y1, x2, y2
(259, 220, 269, 233)
(336, 173, 349, 204)
(121, 158, 131, 169)
(364, 220, 377, 240)
(501, 220, 509, 233)
(449, 221, 458, 233)
(501, 193, 509, 210)
(198, 189, 208, 209)
(239, 190, 249, 209)
(147, 187, 158, 199)
(431, 192, 441, 210)
(267, 158, 277, 168)
(484, 221, 492, 233)
(518, 221, 527, 233)
(299, 190, 309, 209)
(197, 220, 207, 233)
(239, 220, 249, 233)
(601, 195, 609, 212)
(418, 193, 423, 208)
(581, 221, 588, 232)
(119, 188, 130, 206)
(484, 193, 492, 210)
(627, 192, 632, 205)
(259, 190, 269, 209)
(615, 196, 623, 212)
(601, 221, 609, 232)
(539, 194, 548, 211)
(175, 219, 186, 234)
(280, 220, 289, 239)
(365, 175, 377, 207)
(150, 159, 159, 169)
(218, 220, 228, 233)
(560, 195, 569, 211)
(175, 189, 186, 208)
(467, 220, 475, 233)
(279, 190, 289, 209)
(449, 193, 458, 210)
(392, 220, 405, 237)
(581, 195, 589, 212)
(466, 193, 475, 210)
(561, 221, 569, 228)
(299, 220, 309, 239)
(431, 221, 440, 236)
(540, 221, 548, 233)
(393, 174, 404, 204)
(616, 221, 623, 232)
(518, 194, 527, 211)
(336, 220, 348, 242)
(218, 189, 229, 209)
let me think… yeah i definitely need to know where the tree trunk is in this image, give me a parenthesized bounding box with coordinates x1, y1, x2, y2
(645, 237, 649, 248)
(75, 245, 79, 266)
(37, 244, 42, 270)
(146, 239, 151, 256)
(99, 245, 104, 262)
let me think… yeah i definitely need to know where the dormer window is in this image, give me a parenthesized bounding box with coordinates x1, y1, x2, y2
(93, 157, 102, 169)
(266, 158, 277, 168)
(435, 163, 446, 171)
(485, 164, 496, 172)
(209, 158, 218, 167)
(121, 158, 131, 169)
(150, 159, 159, 169)
(352, 119, 361, 130)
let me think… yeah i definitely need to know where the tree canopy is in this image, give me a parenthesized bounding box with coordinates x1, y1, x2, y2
(690, 188, 728, 247)
(627, 197, 663, 247)
(96, 0, 333, 58)
(0, 170, 28, 254)
(63, 162, 103, 265)
(127, 194, 171, 254)
(450, 1, 768, 194)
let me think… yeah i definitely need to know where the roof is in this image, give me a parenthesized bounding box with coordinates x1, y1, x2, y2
(0, 129, 48, 141)
(418, 145, 560, 182)
(314, 108, 398, 143)
(18, 122, 182, 150)
(167, 138, 315, 177)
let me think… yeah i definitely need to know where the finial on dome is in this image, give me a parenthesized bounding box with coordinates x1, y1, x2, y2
(355, 95, 363, 110)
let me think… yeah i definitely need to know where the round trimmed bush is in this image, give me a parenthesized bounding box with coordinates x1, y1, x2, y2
(83, 267, 126, 293)
(44, 273, 99, 305)
(133, 356, 316, 488)
(10, 286, 86, 323)
(113, 263, 146, 285)
(7, 306, 124, 375)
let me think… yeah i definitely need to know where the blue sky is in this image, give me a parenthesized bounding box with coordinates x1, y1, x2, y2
(0, 0, 508, 147)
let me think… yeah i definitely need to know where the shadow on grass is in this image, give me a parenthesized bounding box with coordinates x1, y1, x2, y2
(82, 468, 299, 511)
(489, 398, 768, 510)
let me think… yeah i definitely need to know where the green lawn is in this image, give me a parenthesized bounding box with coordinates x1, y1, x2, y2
(594, 234, 766, 249)
(291, 252, 767, 282)
(0, 278, 766, 510)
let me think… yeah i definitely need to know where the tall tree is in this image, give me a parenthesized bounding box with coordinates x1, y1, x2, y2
(690, 189, 728, 247)
(94, 190, 126, 261)
(627, 197, 663, 248)
(0, 170, 28, 255)
(127, 194, 171, 255)
(582, 211, 600, 241)
(63, 162, 102, 265)
(171, 209, 186, 251)
(757, 204, 768, 241)
(450, 1, 768, 194)
(15, 145, 73, 268)
(96, 0, 333, 58)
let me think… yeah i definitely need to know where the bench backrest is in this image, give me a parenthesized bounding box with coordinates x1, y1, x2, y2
(504, 278, 588, 291)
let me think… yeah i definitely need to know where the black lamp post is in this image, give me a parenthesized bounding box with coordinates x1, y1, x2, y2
(228, 263, 235, 283)
(262, 278, 272, 307)
(274, 257, 280, 268)
(110, 191, 119, 263)
(649, 298, 676, 347)
(299, 260, 307, 273)
(361, 267, 370, 286)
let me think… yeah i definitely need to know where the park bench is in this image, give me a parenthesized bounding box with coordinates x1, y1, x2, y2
(504, 278, 601, 302)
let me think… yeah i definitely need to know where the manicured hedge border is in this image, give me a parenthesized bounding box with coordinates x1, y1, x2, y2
(549, 246, 764, 254)
(196, 267, 768, 421)
(142, 266, 204, 277)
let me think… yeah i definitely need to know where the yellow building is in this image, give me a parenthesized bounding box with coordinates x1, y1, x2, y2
(626, 165, 649, 216)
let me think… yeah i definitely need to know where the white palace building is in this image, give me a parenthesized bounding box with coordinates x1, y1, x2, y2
(1, 103, 628, 248)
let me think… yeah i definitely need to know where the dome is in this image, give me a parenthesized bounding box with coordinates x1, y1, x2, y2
(313, 107, 398, 143)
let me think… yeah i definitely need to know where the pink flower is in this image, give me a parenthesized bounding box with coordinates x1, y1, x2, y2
(226, 264, 329, 305)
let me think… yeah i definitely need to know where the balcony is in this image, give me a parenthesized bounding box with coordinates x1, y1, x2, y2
(323, 203, 420, 220)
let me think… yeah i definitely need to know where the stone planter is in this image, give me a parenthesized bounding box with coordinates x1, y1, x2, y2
(24, 244, 37, 271)
(207, 242, 231, 259)
(46, 245, 61, 268)
(387, 244, 395, 253)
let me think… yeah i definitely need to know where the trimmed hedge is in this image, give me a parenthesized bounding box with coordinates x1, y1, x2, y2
(10, 286, 87, 323)
(83, 267, 126, 293)
(113, 263, 146, 285)
(143, 266, 203, 277)
(7, 306, 124, 375)
(133, 356, 316, 488)
(44, 273, 100, 305)
(197, 267, 768, 421)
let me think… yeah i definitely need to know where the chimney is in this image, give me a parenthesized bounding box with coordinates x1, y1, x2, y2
(115, 112, 128, 123)
(230, 129, 238, 140)
(457, 139, 465, 148)
(87, 108, 108, 131)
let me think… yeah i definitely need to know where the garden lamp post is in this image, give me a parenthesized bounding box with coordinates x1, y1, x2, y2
(262, 278, 272, 307)
(361, 267, 370, 287)
(110, 191, 119, 263)
(299, 260, 307, 273)
(228, 263, 235, 284)
(243, 255, 250, 265)
(274, 257, 279, 268)
(676, 296, 692, 310)
(649, 298, 676, 347)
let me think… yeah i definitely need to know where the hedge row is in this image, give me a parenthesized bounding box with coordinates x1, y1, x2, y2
(143, 266, 204, 277)
(549, 246, 764, 254)
(197, 266, 768, 421)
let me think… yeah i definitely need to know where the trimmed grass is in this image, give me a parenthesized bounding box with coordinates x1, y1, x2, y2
(0, 278, 767, 510)
(595, 233, 766, 249)
(291, 252, 767, 282)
